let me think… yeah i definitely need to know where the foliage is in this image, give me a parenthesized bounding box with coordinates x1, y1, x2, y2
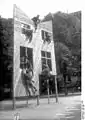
(43, 11, 81, 76)
(0, 17, 13, 86)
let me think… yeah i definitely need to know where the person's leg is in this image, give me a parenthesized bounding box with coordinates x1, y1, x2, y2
(32, 83, 37, 91)
(30, 77, 37, 91)
(29, 82, 37, 95)
(63, 74, 68, 95)
(25, 83, 31, 96)
(23, 85, 30, 106)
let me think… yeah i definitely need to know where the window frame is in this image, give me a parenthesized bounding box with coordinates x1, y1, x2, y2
(20, 46, 33, 69)
(21, 23, 31, 30)
(41, 51, 52, 71)
(41, 30, 52, 43)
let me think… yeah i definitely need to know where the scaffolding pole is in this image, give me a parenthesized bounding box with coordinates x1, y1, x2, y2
(47, 79, 50, 104)
(37, 95, 40, 105)
(12, 4, 16, 110)
(55, 75, 58, 103)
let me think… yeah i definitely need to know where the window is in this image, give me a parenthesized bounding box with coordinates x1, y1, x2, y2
(41, 51, 45, 57)
(47, 52, 51, 58)
(21, 23, 31, 30)
(41, 30, 44, 40)
(20, 46, 33, 69)
(21, 23, 33, 42)
(20, 46, 26, 68)
(41, 30, 51, 43)
(41, 51, 52, 71)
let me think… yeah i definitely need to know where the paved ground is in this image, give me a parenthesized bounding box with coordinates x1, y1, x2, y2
(0, 95, 81, 120)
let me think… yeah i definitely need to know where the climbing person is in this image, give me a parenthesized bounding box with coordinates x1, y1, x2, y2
(41, 64, 51, 78)
(25, 57, 37, 95)
(21, 56, 37, 96)
(32, 15, 40, 31)
(61, 60, 68, 95)
(21, 63, 31, 96)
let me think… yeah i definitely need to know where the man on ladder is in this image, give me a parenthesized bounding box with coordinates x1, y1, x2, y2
(21, 57, 37, 97)
(41, 64, 51, 104)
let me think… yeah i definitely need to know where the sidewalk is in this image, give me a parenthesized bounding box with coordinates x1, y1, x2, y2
(41, 92, 81, 98)
(0, 95, 81, 120)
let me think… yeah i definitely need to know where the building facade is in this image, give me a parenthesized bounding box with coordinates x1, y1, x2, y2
(14, 5, 57, 97)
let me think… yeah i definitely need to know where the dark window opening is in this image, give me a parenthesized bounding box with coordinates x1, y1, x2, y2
(27, 47, 33, 67)
(20, 46, 33, 69)
(41, 58, 46, 70)
(47, 59, 52, 71)
(20, 46, 26, 68)
(41, 51, 52, 71)
(41, 51, 46, 57)
(47, 52, 51, 58)
(41, 30, 51, 43)
(41, 30, 44, 40)
(21, 23, 31, 30)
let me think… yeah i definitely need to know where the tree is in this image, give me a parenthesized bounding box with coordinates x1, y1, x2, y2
(0, 17, 13, 100)
(43, 11, 81, 93)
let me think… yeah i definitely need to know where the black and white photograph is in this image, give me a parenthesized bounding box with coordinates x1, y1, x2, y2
(0, 0, 82, 120)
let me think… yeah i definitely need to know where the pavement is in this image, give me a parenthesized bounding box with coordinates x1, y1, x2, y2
(0, 95, 81, 120)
